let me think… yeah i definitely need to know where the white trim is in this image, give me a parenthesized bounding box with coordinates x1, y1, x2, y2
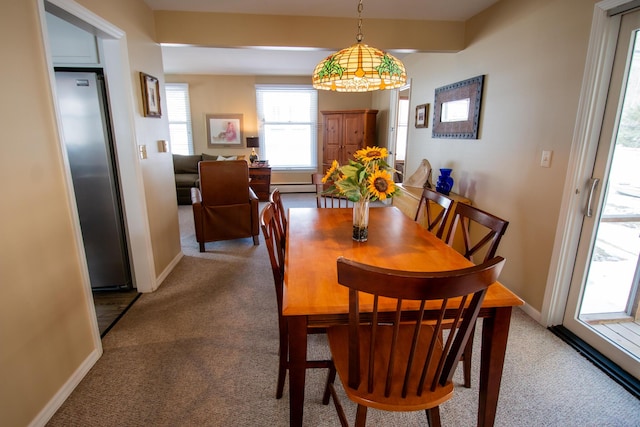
(41, 0, 157, 294)
(155, 252, 184, 288)
(28, 348, 102, 427)
(541, 1, 629, 326)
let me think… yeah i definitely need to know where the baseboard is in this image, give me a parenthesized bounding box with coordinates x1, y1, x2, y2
(30, 348, 102, 427)
(518, 302, 542, 324)
(154, 251, 184, 291)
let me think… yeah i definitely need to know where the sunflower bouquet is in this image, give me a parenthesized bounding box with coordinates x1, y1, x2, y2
(322, 146, 399, 241)
(322, 146, 399, 202)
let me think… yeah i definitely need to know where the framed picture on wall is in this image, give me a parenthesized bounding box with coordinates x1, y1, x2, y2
(139, 72, 161, 118)
(206, 114, 244, 147)
(415, 103, 429, 128)
(432, 75, 484, 139)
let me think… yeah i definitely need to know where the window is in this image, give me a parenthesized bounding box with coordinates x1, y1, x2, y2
(165, 83, 193, 155)
(395, 98, 409, 161)
(256, 85, 317, 169)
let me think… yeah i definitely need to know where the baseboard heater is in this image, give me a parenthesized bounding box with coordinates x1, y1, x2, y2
(270, 183, 315, 193)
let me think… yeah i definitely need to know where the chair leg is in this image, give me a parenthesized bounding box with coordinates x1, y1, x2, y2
(276, 322, 288, 399)
(253, 235, 259, 245)
(328, 382, 349, 427)
(355, 405, 368, 427)
(199, 242, 205, 252)
(462, 326, 475, 388)
(426, 407, 441, 427)
(276, 358, 287, 399)
(322, 362, 336, 405)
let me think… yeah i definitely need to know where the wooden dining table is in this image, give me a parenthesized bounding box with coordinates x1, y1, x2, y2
(283, 206, 523, 426)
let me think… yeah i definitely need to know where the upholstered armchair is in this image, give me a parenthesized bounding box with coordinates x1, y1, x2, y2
(191, 160, 260, 251)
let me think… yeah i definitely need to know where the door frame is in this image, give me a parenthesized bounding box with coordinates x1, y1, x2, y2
(542, 0, 634, 325)
(38, 2, 156, 295)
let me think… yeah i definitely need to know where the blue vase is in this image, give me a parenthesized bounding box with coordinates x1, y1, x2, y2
(436, 168, 454, 195)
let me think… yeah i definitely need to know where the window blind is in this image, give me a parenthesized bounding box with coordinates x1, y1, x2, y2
(255, 85, 318, 170)
(165, 83, 193, 155)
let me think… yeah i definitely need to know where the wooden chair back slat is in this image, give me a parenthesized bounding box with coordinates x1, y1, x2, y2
(269, 188, 287, 247)
(414, 186, 454, 238)
(312, 173, 353, 208)
(444, 203, 509, 263)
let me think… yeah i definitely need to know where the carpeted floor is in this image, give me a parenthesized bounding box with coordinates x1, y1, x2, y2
(47, 193, 640, 426)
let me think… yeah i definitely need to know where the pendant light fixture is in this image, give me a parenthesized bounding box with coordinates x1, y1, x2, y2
(312, 0, 407, 92)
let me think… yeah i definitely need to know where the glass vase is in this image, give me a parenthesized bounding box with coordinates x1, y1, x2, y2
(436, 168, 454, 195)
(352, 199, 370, 242)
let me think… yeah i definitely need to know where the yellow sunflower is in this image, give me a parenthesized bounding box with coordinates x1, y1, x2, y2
(322, 160, 339, 183)
(354, 146, 388, 162)
(367, 168, 396, 200)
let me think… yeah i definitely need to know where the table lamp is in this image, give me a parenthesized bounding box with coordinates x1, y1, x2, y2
(247, 136, 259, 164)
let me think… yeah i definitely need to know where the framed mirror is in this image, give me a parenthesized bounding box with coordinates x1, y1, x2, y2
(432, 75, 484, 139)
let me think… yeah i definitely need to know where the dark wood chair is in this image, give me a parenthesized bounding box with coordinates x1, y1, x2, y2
(325, 256, 506, 427)
(269, 188, 287, 247)
(443, 203, 509, 388)
(414, 186, 454, 238)
(312, 173, 352, 208)
(259, 203, 334, 401)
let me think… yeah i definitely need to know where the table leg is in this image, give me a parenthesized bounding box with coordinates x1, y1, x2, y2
(288, 315, 308, 427)
(478, 307, 512, 427)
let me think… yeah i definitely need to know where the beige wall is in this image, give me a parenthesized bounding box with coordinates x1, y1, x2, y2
(0, 0, 180, 425)
(403, 0, 593, 311)
(0, 3, 95, 424)
(154, 11, 466, 52)
(165, 74, 373, 184)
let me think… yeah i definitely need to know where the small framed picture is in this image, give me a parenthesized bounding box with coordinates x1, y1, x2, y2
(206, 114, 244, 147)
(139, 72, 161, 118)
(415, 103, 429, 128)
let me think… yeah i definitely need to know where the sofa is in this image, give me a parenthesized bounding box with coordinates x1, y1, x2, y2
(173, 154, 245, 205)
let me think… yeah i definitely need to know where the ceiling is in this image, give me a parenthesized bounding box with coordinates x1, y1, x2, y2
(144, 0, 500, 76)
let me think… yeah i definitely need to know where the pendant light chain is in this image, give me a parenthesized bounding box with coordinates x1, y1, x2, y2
(356, 0, 364, 43)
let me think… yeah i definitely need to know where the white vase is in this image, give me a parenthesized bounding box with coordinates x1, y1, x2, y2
(352, 199, 370, 242)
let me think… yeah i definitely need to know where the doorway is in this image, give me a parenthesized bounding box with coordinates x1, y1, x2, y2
(40, 0, 156, 345)
(389, 83, 411, 182)
(556, 7, 640, 390)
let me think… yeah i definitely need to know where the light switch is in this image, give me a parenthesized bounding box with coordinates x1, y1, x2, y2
(139, 144, 147, 160)
(158, 140, 168, 153)
(541, 150, 552, 168)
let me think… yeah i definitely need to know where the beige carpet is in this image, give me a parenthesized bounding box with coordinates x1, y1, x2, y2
(47, 193, 640, 426)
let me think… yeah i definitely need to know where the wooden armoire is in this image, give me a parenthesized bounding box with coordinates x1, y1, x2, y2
(321, 109, 378, 172)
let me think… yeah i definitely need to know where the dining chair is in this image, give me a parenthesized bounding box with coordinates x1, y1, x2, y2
(269, 188, 287, 246)
(443, 202, 509, 388)
(325, 256, 506, 427)
(312, 173, 352, 208)
(259, 203, 334, 401)
(414, 186, 454, 238)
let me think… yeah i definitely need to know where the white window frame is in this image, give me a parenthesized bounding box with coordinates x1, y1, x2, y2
(255, 85, 318, 170)
(165, 83, 193, 155)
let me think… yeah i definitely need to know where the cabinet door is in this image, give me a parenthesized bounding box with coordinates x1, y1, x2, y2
(323, 114, 343, 170)
(342, 113, 365, 163)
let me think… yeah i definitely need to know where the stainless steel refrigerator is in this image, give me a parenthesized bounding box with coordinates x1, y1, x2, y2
(55, 70, 132, 290)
